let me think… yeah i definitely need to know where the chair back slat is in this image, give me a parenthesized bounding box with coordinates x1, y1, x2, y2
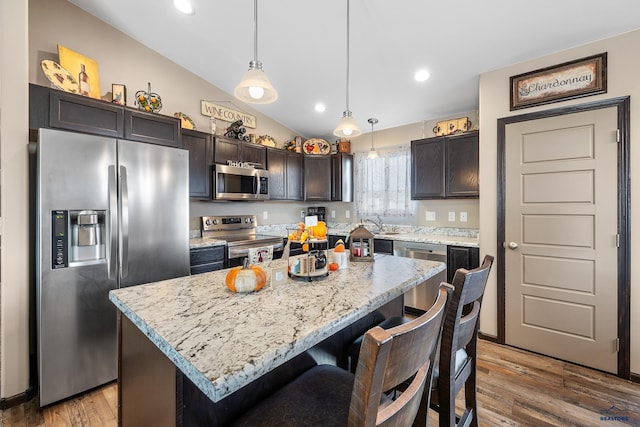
(455, 301, 480, 351)
(350, 284, 451, 427)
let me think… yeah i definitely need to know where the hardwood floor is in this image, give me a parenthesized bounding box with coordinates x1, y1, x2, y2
(1, 340, 639, 426)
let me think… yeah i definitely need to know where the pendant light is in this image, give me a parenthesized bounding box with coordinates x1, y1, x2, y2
(367, 118, 379, 159)
(333, 0, 361, 138)
(234, 0, 278, 104)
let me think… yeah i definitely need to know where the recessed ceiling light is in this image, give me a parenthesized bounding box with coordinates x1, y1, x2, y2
(314, 103, 326, 113)
(414, 69, 430, 82)
(174, 0, 195, 15)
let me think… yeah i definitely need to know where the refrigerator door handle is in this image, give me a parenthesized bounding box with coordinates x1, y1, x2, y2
(107, 165, 118, 279)
(119, 165, 130, 279)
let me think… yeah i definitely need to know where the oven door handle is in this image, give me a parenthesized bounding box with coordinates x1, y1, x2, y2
(253, 175, 258, 197)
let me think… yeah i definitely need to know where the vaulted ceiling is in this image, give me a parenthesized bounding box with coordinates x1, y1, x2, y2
(70, 0, 640, 139)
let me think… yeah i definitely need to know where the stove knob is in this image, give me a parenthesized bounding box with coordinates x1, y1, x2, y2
(249, 217, 254, 223)
(245, 218, 250, 223)
(213, 219, 218, 225)
(205, 219, 212, 226)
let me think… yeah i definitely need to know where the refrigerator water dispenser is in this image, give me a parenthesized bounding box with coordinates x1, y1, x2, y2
(69, 209, 106, 265)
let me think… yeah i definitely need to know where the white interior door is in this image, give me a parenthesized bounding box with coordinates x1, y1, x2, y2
(504, 107, 619, 373)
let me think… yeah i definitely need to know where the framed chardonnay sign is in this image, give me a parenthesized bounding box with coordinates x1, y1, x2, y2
(510, 53, 607, 110)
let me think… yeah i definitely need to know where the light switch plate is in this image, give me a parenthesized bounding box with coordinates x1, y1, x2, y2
(263, 211, 268, 220)
(460, 211, 467, 222)
(448, 211, 456, 222)
(300, 210, 305, 218)
(346, 210, 350, 219)
(331, 210, 336, 218)
(426, 211, 436, 221)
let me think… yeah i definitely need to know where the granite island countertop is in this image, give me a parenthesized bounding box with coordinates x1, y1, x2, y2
(109, 255, 445, 403)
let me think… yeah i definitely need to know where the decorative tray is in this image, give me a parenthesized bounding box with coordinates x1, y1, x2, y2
(41, 60, 79, 94)
(303, 138, 331, 155)
(174, 112, 196, 130)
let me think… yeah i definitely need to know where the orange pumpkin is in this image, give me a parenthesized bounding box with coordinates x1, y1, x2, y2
(225, 259, 267, 293)
(328, 262, 339, 271)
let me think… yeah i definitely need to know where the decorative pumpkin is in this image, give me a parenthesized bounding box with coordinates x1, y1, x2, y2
(328, 262, 339, 271)
(225, 259, 267, 293)
(313, 221, 327, 238)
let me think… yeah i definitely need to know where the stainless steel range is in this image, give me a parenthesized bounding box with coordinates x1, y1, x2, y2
(201, 215, 284, 267)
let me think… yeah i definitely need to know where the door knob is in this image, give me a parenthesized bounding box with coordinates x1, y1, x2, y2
(507, 242, 519, 250)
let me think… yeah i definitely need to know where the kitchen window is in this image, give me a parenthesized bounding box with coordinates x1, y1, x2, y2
(354, 146, 414, 218)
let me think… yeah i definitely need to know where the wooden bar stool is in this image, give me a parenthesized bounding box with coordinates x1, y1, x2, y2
(231, 283, 453, 427)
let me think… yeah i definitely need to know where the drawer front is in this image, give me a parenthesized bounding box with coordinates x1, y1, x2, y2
(190, 246, 225, 265)
(190, 261, 225, 275)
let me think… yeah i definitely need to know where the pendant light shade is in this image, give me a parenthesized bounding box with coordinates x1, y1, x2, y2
(333, 0, 361, 138)
(367, 118, 379, 159)
(234, 0, 278, 104)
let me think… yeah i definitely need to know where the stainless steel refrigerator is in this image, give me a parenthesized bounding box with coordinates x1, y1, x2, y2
(35, 128, 190, 406)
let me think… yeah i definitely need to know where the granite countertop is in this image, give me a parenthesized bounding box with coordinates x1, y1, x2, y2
(109, 255, 445, 403)
(189, 223, 479, 249)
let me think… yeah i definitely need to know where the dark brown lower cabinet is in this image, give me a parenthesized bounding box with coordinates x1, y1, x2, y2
(446, 245, 480, 282)
(190, 246, 225, 275)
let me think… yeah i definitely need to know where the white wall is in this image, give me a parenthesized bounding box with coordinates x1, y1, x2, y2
(1, 0, 30, 399)
(479, 30, 640, 374)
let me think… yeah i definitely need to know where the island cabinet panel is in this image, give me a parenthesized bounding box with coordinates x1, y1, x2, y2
(182, 129, 213, 199)
(124, 109, 181, 147)
(411, 130, 479, 199)
(304, 155, 332, 201)
(446, 245, 480, 282)
(331, 153, 354, 202)
(266, 148, 304, 200)
(50, 91, 124, 137)
(119, 315, 177, 427)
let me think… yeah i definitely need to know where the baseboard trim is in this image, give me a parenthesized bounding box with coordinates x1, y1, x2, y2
(630, 373, 640, 384)
(478, 332, 499, 343)
(0, 387, 35, 410)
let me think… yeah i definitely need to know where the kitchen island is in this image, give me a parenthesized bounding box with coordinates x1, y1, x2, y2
(109, 254, 446, 426)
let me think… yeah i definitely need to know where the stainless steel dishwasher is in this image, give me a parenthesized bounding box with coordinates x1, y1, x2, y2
(393, 241, 447, 315)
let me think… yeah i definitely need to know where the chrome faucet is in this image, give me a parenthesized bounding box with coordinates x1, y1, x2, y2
(362, 215, 383, 232)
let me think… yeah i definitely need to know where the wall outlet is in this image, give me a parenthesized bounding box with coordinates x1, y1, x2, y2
(331, 210, 336, 219)
(263, 211, 268, 220)
(460, 211, 467, 222)
(448, 211, 456, 222)
(300, 210, 305, 218)
(345, 210, 351, 219)
(425, 211, 436, 221)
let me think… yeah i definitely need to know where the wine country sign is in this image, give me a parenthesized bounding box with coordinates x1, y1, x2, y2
(201, 101, 257, 128)
(510, 53, 607, 110)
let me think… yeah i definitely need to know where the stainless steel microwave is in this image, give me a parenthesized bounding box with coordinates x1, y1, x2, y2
(213, 164, 269, 200)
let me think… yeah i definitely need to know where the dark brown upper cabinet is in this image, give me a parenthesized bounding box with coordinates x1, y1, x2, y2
(29, 84, 180, 148)
(331, 153, 353, 202)
(182, 129, 213, 199)
(213, 136, 266, 169)
(304, 155, 332, 201)
(411, 130, 478, 199)
(266, 148, 304, 201)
